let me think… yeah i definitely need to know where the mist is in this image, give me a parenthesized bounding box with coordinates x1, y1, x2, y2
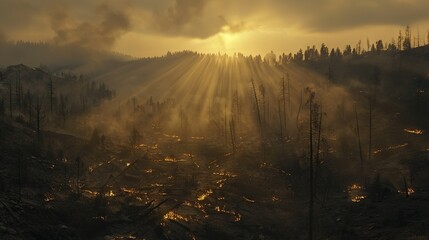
(1, 2, 429, 240)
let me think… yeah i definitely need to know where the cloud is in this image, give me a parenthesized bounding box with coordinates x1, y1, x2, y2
(266, 0, 429, 32)
(49, 3, 131, 50)
(149, 0, 222, 38)
(1, 0, 429, 48)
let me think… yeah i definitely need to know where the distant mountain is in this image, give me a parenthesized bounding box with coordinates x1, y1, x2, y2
(0, 41, 134, 74)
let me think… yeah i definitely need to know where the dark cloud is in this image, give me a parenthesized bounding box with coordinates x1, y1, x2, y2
(268, 0, 429, 32)
(1, 0, 429, 45)
(150, 0, 224, 38)
(50, 3, 131, 50)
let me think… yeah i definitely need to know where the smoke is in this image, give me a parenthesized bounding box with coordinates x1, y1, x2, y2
(150, 0, 250, 39)
(50, 3, 131, 50)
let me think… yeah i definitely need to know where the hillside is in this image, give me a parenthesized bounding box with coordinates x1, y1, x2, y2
(1, 47, 429, 239)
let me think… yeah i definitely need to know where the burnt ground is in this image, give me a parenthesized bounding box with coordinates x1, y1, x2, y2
(1, 116, 429, 240)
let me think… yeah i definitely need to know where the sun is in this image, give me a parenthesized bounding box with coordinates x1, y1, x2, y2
(216, 32, 241, 54)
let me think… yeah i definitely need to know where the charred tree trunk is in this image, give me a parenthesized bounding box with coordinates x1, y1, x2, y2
(278, 99, 283, 139)
(251, 78, 263, 139)
(354, 103, 364, 183)
(368, 97, 372, 162)
(315, 105, 323, 189)
(309, 96, 314, 240)
(35, 96, 42, 142)
(282, 76, 287, 138)
(9, 78, 13, 118)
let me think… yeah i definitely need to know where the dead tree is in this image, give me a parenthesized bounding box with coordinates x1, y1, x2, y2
(48, 76, 54, 114)
(35, 96, 43, 141)
(278, 99, 283, 139)
(251, 78, 263, 139)
(282, 77, 287, 136)
(259, 84, 266, 126)
(305, 87, 316, 240)
(368, 96, 372, 162)
(296, 90, 303, 138)
(229, 116, 236, 158)
(26, 91, 33, 125)
(354, 103, 364, 183)
(8, 77, 13, 117)
(59, 94, 67, 125)
(315, 104, 323, 188)
(15, 72, 22, 113)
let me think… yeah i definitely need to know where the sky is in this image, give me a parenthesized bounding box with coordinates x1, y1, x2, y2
(1, 0, 429, 57)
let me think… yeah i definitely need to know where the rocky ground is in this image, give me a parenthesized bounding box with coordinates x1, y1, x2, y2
(1, 116, 429, 240)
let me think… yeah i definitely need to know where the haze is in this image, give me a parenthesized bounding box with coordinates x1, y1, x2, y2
(2, 0, 429, 56)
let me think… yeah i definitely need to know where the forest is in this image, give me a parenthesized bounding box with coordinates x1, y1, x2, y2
(1, 26, 429, 240)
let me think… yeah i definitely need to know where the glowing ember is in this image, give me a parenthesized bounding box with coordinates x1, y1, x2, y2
(347, 184, 366, 202)
(105, 190, 116, 197)
(164, 156, 187, 162)
(351, 195, 366, 202)
(216, 179, 227, 188)
(44, 193, 55, 202)
(242, 196, 256, 203)
(163, 211, 191, 222)
(404, 129, 424, 135)
(272, 196, 279, 202)
(213, 172, 237, 178)
(164, 156, 176, 162)
(348, 184, 363, 190)
(151, 183, 164, 187)
(121, 188, 137, 194)
(398, 187, 416, 195)
(214, 206, 241, 222)
(373, 143, 409, 154)
(197, 189, 213, 201)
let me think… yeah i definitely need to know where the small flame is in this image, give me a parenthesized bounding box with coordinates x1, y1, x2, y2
(398, 187, 415, 195)
(351, 195, 366, 202)
(348, 184, 366, 203)
(163, 211, 191, 222)
(197, 189, 213, 201)
(404, 129, 424, 135)
(214, 206, 241, 222)
(44, 193, 55, 202)
(105, 190, 115, 197)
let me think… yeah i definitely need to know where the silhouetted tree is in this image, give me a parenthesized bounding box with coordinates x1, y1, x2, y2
(343, 45, 352, 55)
(398, 30, 403, 50)
(403, 25, 412, 50)
(376, 40, 384, 52)
(320, 43, 329, 59)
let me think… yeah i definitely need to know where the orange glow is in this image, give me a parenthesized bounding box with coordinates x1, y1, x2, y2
(404, 129, 424, 135)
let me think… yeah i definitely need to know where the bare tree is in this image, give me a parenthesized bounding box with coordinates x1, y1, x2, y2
(35, 96, 43, 141)
(48, 76, 54, 114)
